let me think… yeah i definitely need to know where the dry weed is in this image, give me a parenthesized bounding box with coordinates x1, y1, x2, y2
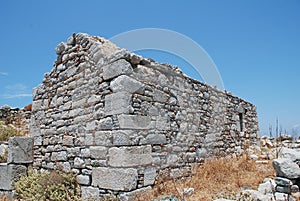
(0, 195, 11, 201)
(135, 154, 275, 201)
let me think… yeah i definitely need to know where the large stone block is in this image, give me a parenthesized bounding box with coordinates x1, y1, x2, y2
(112, 130, 131, 146)
(104, 92, 132, 116)
(90, 146, 107, 159)
(94, 131, 113, 146)
(0, 164, 27, 190)
(273, 158, 300, 179)
(118, 114, 154, 130)
(98, 117, 113, 130)
(153, 89, 169, 103)
(110, 75, 144, 93)
(92, 167, 137, 191)
(7, 137, 33, 164)
(108, 145, 153, 167)
(156, 116, 170, 130)
(103, 59, 133, 80)
(76, 175, 90, 185)
(81, 186, 99, 201)
(144, 168, 157, 186)
(280, 148, 300, 161)
(143, 134, 167, 145)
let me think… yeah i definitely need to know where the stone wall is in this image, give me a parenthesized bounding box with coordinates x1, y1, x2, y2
(30, 33, 259, 199)
(0, 137, 33, 199)
(0, 105, 31, 135)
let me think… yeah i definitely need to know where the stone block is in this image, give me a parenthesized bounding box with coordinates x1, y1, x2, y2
(274, 192, 296, 201)
(86, 121, 96, 131)
(112, 130, 131, 146)
(81, 148, 90, 158)
(55, 42, 67, 55)
(205, 133, 217, 143)
(153, 89, 169, 103)
(0, 164, 27, 190)
(94, 131, 113, 146)
(276, 185, 297, 194)
(166, 154, 179, 167)
(74, 157, 85, 168)
(90, 146, 107, 159)
(118, 114, 154, 130)
(155, 116, 170, 130)
(144, 168, 157, 186)
(258, 181, 274, 194)
(280, 148, 300, 161)
(62, 136, 74, 146)
(98, 117, 113, 130)
(110, 75, 144, 93)
(92, 167, 137, 191)
(50, 151, 67, 161)
(84, 134, 94, 146)
(104, 92, 132, 116)
(7, 137, 33, 164)
(273, 158, 300, 179)
(81, 186, 99, 200)
(144, 134, 167, 145)
(275, 177, 293, 187)
(103, 59, 133, 80)
(108, 146, 153, 167)
(32, 100, 43, 112)
(33, 136, 43, 146)
(57, 162, 71, 172)
(76, 175, 90, 185)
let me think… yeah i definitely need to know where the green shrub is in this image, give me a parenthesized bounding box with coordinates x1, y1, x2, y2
(14, 169, 81, 201)
(0, 121, 19, 142)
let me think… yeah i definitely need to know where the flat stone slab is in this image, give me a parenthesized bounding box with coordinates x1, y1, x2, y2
(105, 92, 132, 116)
(0, 164, 27, 190)
(7, 137, 33, 164)
(108, 145, 153, 167)
(118, 114, 154, 130)
(92, 167, 137, 191)
(103, 59, 133, 80)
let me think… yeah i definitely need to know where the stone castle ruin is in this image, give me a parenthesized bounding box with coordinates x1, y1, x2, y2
(1, 33, 259, 200)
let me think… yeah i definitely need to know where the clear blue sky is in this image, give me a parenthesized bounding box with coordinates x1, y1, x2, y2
(0, 0, 299, 136)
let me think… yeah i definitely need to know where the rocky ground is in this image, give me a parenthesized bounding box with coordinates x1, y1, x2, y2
(150, 135, 300, 201)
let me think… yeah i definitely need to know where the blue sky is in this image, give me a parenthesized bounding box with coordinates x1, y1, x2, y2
(0, 0, 299, 136)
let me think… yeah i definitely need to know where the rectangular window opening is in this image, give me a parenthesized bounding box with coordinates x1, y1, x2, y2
(239, 113, 244, 132)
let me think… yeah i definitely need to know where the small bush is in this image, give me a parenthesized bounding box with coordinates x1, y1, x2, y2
(0, 121, 19, 142)
(14, 169, 81, 201)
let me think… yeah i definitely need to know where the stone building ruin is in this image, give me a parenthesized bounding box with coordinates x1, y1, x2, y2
(1, 33, 259, 200)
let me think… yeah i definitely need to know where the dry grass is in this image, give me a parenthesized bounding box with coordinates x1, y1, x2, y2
(135, 154, 275, 201)
(0, 154, 276, 201)
(0, 196, 8, 201)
